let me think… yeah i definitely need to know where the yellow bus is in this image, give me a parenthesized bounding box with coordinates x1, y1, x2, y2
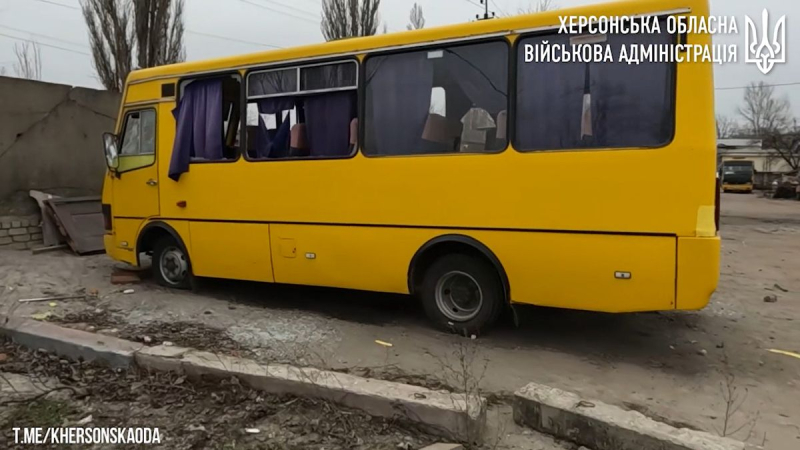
(720, 160, 755, 193)
(102, 0, 720, 334)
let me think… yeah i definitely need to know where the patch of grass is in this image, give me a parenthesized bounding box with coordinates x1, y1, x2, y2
(7, 398, 75, 428)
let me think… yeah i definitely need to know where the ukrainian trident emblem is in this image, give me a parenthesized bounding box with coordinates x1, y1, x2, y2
(745, 9, 786, 75)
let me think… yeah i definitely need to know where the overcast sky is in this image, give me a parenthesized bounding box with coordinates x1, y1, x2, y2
(0, 0, 797, 123)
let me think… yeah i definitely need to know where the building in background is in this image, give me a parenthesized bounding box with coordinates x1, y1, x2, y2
(717, 138, 795, 189)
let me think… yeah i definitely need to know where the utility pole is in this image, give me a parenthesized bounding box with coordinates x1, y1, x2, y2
(476, 0, 496, 20)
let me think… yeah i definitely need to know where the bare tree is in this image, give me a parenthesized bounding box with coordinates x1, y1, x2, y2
(518, 0, 558, 14)
(133, 0, 185, 68)
(12, 41, 42, 80)
(716, 115, 738, 139)
(0, 66, 7, 76)
(81, 0, 185, 92)
(82, 0, 134, 92)
(763, 133, 800, 171)
(737, 82, 791, 137)
(320, 0, 381, 41)
(407, 3, 425, 30)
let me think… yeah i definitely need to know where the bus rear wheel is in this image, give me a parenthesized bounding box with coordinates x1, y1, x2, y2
(420, 254, 504, 336)
(153, 236, 193, 290)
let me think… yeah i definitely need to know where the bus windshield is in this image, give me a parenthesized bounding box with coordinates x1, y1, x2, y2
(723, 165, 753, 174)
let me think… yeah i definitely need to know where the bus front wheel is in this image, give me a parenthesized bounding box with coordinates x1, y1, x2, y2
(421, 254, 504, 336)
(153, 236, 193, 290)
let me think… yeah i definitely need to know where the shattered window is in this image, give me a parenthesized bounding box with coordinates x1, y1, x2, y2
(120, 110, 155, 155)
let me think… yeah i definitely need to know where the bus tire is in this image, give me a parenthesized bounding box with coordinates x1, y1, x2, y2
(152, 235, 193, 290)
(420, 253, 503, 336)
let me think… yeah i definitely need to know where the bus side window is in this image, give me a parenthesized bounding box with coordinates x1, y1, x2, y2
(245, 61, 357, 160)
(173, 75, 241, 165)
(514, 17, 675, 152)
(363, 41, 509, 156)
(221, 76, 242, 159)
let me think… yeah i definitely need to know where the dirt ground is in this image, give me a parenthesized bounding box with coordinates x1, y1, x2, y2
(0, 340, 443, 450)
(1, 193, 799, 449)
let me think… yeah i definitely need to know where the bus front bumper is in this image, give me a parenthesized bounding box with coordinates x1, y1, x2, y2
(722, 183, 753, 192)
(104, 233, 138, 266)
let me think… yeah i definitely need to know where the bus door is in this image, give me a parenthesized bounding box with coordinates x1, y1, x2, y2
(112, 107, 160, 220)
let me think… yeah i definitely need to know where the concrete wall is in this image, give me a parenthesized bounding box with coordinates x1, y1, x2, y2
(0, 76, 121, 200)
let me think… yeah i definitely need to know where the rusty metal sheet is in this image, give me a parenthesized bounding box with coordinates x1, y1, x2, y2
(45, 196, 105, 255)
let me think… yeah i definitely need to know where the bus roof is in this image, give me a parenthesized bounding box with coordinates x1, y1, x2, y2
(126, 0, 705, 85)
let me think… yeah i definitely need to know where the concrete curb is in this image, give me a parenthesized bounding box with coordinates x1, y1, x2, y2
(513, 382, 761, 450)
(165, 349, 484, 441)
(1, 315, 485, 442)
(0, 315, 142, 368)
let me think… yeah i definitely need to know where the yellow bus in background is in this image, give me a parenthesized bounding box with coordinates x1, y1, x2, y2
(101, 0, 720, 334)
(720, 160, 755, 193)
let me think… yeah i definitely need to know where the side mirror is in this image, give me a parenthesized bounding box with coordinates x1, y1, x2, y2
(103, 132, 119, 170)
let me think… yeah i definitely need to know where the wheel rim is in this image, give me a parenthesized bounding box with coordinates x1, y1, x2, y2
(435, 271, 483, 322)
(160, 246, 188, 285)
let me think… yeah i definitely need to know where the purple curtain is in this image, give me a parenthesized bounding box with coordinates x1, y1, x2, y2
(366, 53, 434, 155)
(169, 79, 223, 181)
(256, 98, 295, 158)
(271, 115, 292, 158)
(588, 28, 673, 147)
(304, 92, 355, 157)
(515, 34, 584, 151)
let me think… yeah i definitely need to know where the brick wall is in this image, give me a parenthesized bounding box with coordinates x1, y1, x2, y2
(0, 215, 43, 250)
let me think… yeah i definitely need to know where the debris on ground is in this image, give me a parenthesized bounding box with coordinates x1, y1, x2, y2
(773, 284, 788, 293)
(770, 175, 799, 200)
(0, 339, 440, 450)
(31, 244, 68, 255)
(46, 308, 463, 396)
(768, 349, 800, 360)
(76, 415, 93, 425)
(18, 294, 86, 303)
(110, 269, 142, 285)
(343, 365, 455, 393)
(763, 295, 778, 303)
(48, 312, 256, 359)
(29, 312, 54, 321)
(375, 339, 393, 347)
(50, 310, 119, 329)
